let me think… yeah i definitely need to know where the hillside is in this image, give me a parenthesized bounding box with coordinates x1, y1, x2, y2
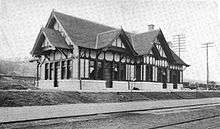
(0, 75, 37, 90)
(0, 58, 36, 76)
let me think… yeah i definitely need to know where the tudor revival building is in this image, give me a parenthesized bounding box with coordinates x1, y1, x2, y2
(31, 11, 189, 91)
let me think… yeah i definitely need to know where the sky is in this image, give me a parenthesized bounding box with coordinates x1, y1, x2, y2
(0, 0, 220, 82)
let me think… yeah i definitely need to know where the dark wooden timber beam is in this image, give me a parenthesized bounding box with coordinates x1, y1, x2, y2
(45, 54, 50, 61)
(39, 57, 46, 67)
(57, 48, 68, 58)
(96, 50, 102, 58)
(119, 54, 125, 62)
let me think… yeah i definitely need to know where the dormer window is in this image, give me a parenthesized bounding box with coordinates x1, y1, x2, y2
(112, 38, 125, 48)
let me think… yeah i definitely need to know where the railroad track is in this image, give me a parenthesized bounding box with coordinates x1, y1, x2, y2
(1, 103, 220, 129)
(149, 115, 220, 129)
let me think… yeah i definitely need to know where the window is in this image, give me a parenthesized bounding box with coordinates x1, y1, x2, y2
(126, 64, 135, 81)
(112, 38, 125, 48)
(80, 60, 103, 80)
(163, 83, 167, 89)
(173, 83, 178, 89)
(67, 60, 72, 79)
(170, 69, 180, 84)
(45, 63, 49, 80)
(61, 61, 66, 79)
(146, 65, 153, 82)
(136, 65, 141, 81)
(157, 67, 163, 82)
(119, 63, 126, 81)
(49, 63, 53, 80)
(80, 59, 89, 79)
(54, 62, 60, 79)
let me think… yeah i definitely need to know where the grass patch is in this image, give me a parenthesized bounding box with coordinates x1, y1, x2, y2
(0, 91, 220, 107)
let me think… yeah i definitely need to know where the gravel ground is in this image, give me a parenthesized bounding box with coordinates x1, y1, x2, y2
(1, 105, 220, 129)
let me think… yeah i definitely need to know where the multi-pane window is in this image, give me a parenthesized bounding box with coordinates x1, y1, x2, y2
(44, 59, 74, 80)
(80, 59, 89, 79)
(80, 59, 104, 80)
(126, 64, 135, 81)
(112, 38, 125, 48)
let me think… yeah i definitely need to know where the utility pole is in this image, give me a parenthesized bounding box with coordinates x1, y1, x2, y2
(172, 34, 186, 58)
(201, 42, 214, 90)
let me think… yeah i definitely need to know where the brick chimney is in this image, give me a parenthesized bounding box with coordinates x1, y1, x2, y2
(148, 24, 155, 31)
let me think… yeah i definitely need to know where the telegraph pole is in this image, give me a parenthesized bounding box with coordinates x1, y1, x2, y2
(201, 42, 214, 90)
(172, 34, 186, 58)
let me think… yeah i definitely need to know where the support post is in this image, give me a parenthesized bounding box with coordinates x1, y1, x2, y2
(201, 42, 214, 90)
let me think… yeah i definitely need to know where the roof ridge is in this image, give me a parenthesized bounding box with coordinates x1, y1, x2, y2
(53, 11, 116, 30)
(97, 29, 120, 35)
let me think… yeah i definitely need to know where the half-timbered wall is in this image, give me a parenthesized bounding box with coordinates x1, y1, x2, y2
(39, 48, 78, 84)
(38, 26, 184, 90)
(78, 47, 182, 84)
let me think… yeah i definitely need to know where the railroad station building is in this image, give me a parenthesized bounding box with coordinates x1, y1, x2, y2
(30, 10, 189, 91)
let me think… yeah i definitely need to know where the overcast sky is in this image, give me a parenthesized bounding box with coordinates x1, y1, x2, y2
(0, 0, 220, 82)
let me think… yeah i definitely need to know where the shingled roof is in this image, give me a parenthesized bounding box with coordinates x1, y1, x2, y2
(32, 11, 188, 66)
(96, 30, 121, 49)
(30, 28, 70, 55)
(43, 28, 70, 49)
(53, 11, 115, 49)
(132, 29, 160, 55)
(170, 50, 189, 66)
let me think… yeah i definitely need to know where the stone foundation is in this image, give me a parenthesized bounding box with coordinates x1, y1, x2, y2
(38, 79, 183, 92)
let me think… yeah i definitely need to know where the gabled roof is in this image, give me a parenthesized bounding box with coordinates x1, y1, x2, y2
(132, 29, 160, 55)
(53, 11, 115, 49)
(31, 11, 188, 66)
(170, 50, 189, 66)
(30, 28, 69, 55)
(43, 28, 70, 49)
(95, 29, 138, 56)
(96, 30, 120, 49)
